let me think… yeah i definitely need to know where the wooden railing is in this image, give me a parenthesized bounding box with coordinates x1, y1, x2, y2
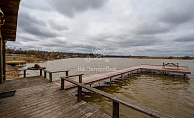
(43, 70, 69, 82)
(7, 69, 69, 82)
(61, 75, 173, 118)
(162, 63, 179, 69)
(7, 69, 43, 78)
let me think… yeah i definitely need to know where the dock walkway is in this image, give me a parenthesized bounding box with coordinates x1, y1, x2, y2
(6, 61, 27, 66)
(57, 64, 191, 89)
(0, 77, 110, 118)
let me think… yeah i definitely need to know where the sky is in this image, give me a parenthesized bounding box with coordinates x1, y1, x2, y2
(7, 0, 194, 56)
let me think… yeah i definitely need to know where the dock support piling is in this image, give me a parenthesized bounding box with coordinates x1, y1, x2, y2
(24, 70, 26, 77)
(78, 75, 82, 102)
(40, 69, 42, 76)
(44, 71, 47, 78)
(49, 73, 52, 82)
(110, 78, 112, 85)
(113, 101, 119, 118)
(61, 78, 64, 90)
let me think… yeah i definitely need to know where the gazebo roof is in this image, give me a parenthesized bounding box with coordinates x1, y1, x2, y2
(0, 0, 20, 41)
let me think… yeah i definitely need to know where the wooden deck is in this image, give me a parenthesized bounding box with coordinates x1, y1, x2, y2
(56, 64, 191, 89)
(6, 61, 27, 66)
(0, 77, 110, 118)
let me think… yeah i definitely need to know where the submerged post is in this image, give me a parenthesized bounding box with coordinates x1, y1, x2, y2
(113, 101, 119, 118)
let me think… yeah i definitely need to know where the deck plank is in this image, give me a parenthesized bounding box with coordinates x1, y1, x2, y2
(0, 76, 110, 118)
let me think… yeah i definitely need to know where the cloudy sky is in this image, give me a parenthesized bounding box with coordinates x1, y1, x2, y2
(7, 0, 194, 56)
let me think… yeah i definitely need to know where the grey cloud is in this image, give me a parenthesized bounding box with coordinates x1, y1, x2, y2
(16, 36, 39, 42)
(40, 40, 67, 47)
(158, 0, 194, 26)
(18, 11, 57, 38)
(175, 35, 194, 42)
(49, 20, 68, 31)
(160, 9, 194, 25)
(88, 33, 158, 48)
(134, 23, 171, 35)
(49, 0, 108, 18)
(18, 11, 46, 27)
(120, 38, 158, 47)
(20, 0, 52, 11)
(22, 25, 57, 38)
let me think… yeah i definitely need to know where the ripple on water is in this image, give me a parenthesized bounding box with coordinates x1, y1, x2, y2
(82, 74, 194, 118)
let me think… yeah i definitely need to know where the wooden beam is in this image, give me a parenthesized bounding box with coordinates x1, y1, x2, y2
(0, 0, 20, 7)
(3, 39, 5, 80)
(1, 28, 16, 34)
(0, 27, 3, 84)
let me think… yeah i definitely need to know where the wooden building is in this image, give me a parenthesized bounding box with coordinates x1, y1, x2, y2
(0, 0, 20, 84)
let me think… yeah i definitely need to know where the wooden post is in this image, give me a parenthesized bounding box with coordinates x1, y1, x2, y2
(44, 71, 47, 78)
(110, 78, 112, 85)
(61, 78, 64, 90)
(0, 28, 3, 84)
(3, 40, 5, 80)
(79, 75, 82, 83)
(40, 69, 42, 76)
(113, 101, 119, 118)
(184, 74, 186, 79)
(49, 73, 52, 82)
(66, 71, 68, 76)
(78, 86, 82, 102)
(78, 75, 82, 102)
(24, 70, 26, 77)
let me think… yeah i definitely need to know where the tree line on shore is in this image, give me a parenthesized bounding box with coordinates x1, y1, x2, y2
(5, 47, 193, 60)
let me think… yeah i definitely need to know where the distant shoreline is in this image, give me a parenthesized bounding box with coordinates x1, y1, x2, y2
(72, 56, 194, 60)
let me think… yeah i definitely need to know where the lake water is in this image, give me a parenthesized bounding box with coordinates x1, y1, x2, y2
(22, 58, 194, 117)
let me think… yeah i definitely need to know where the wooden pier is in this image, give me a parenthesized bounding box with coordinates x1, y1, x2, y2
(0, 76, 110, 118)
(55, 64, 191, 89)
(6, 61, 27, 66)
